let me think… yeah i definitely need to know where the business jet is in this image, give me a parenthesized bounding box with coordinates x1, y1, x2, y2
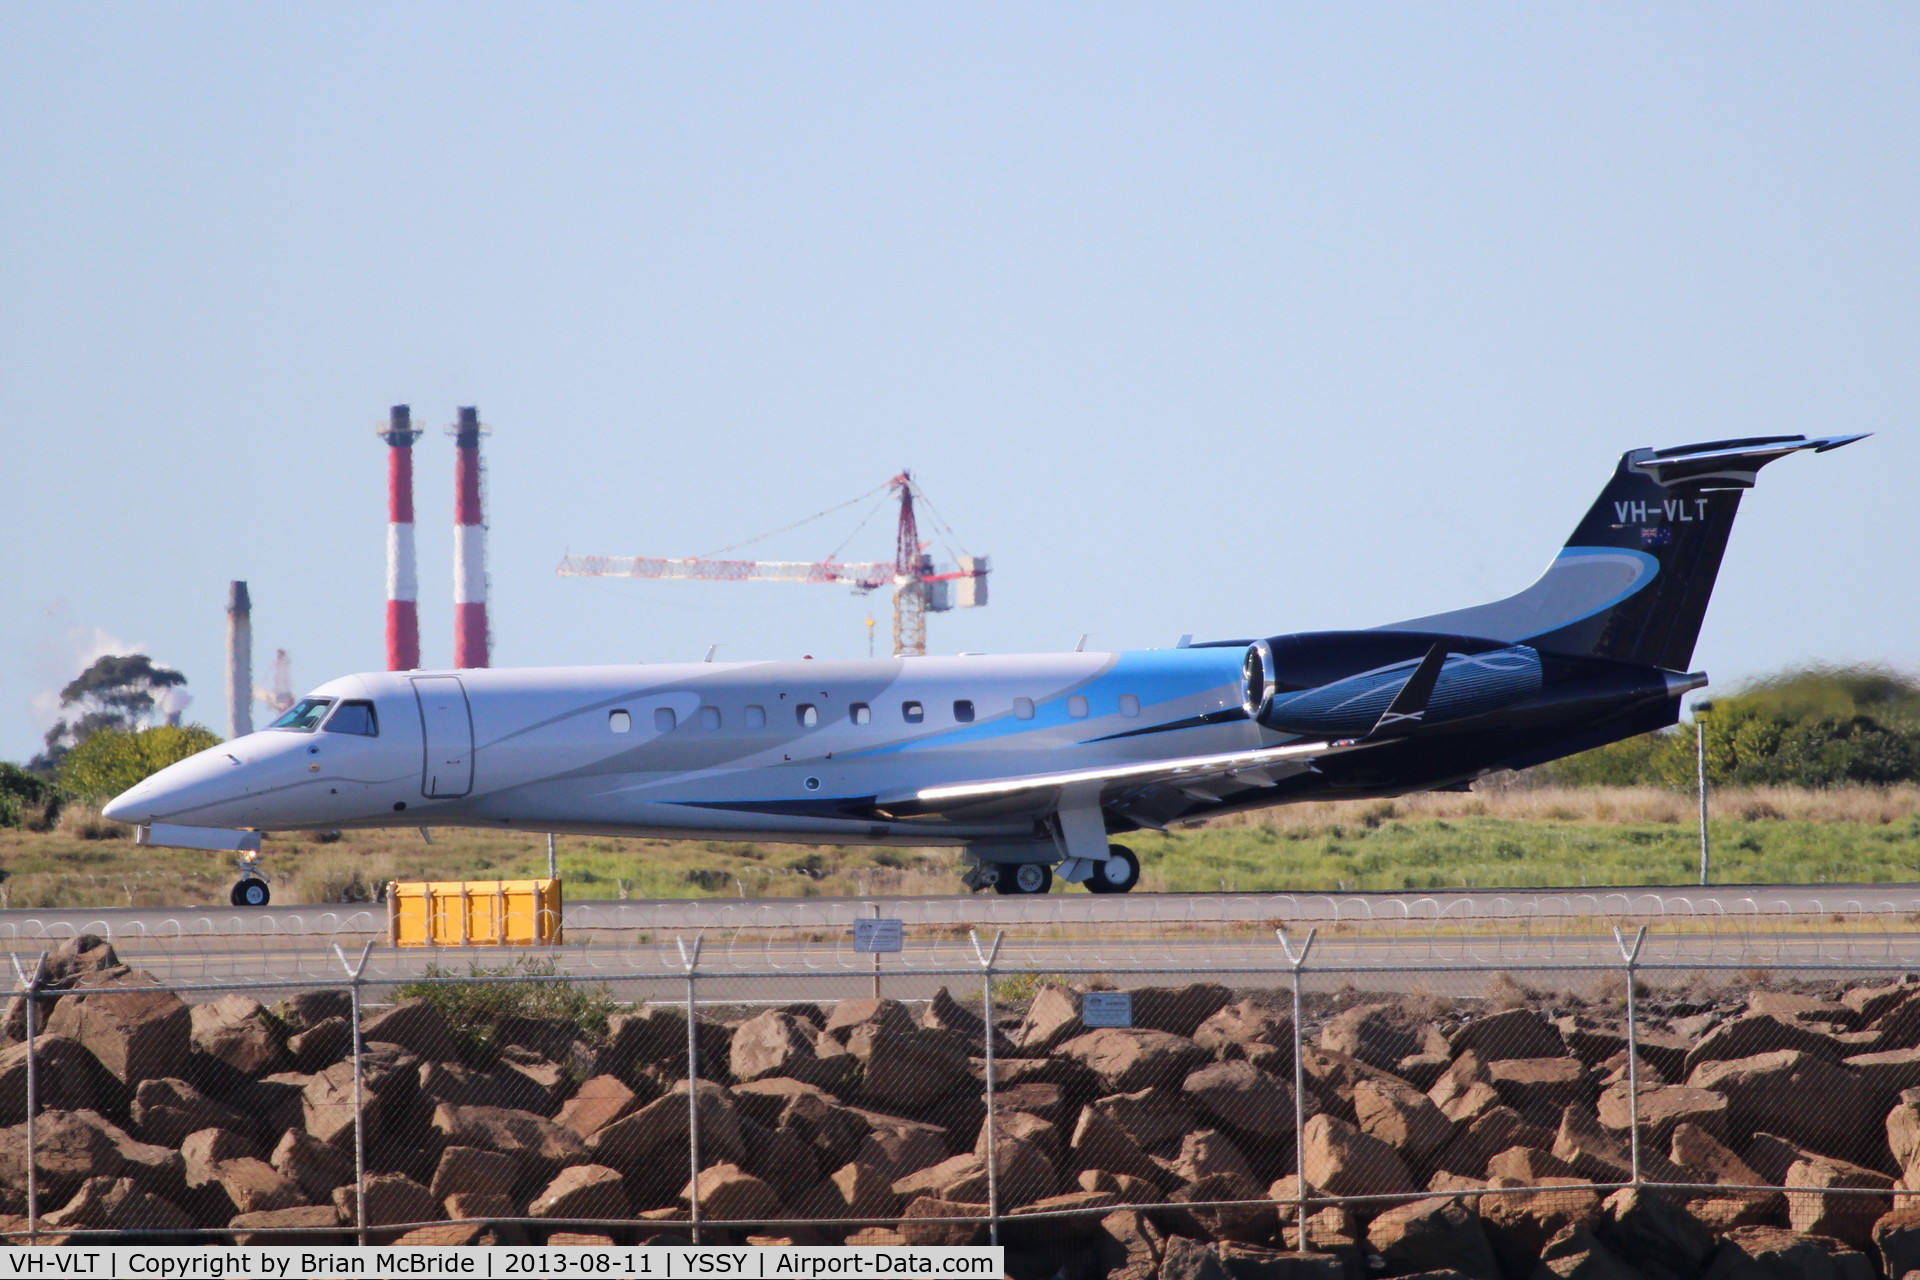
(106, 435, 1862, 903)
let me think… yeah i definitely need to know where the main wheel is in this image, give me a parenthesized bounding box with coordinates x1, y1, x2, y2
(230, 878, 270, 907)
(993, 862, 1053, 895)
(1084, 844, 1141, 894)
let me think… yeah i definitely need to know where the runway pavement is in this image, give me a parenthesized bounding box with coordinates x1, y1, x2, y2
(2, 880, 1916, 943)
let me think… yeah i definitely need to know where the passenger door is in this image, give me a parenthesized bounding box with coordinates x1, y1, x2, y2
(413, 676, 474, 797)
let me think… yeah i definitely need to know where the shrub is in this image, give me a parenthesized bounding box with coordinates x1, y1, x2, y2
(395, 956, 618, 1067)
(55, 725, 220, 804)
(0, 764, 60, 830)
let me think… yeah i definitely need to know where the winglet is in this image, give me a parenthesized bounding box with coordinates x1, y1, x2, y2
(1369, 642, 1449, 737)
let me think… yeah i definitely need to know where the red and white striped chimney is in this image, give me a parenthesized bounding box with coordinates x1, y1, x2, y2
(451, 406, 490, 668)
(380, 405, 423, 671)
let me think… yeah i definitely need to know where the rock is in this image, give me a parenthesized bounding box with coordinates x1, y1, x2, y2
(1366, 1195, 1501, 1279)
(190, 994, 290, 1078)
(733, 1076, 834, 1125)
(289, 1017, 351, 1074)
(1397, 1054, 1453, 1091)
(1354, 1076, 1454, 1161)
(1748, 991, 1860, 1029)
(270, 1130, 354, 1203)
(1597, 1082, 1729, 1145)
(1097, 1207, 1165, 1280)
(228, 1204, 347, 1245)
(1133, 983, 1234, 1038)
(0, 1036, 102, 1124)
(1435, 1081, 1503, 1127)
(495, 1015, 579, 1062)
(208, 1157, 307, 1216)
(44, 1175, 192, 1234)
(1872, 1206, 1920, 1280)
(444, 1190, 518, 1222)
(776, 1091, 873, 1169)
(1535, 1223, 1641, 1279)
(891, 1154, 990, 1204)
(359, 997, 460, 1063)
(429, 1145, 518, 1201)
(824, 998, 918, 1043)
(1486, 1145, 1583, 1183)
(1055, 1027, 1211, 1095)
(1708, 1225, 1878, 1280)
(733, 1010, 838, 1085)
(1844, 1046, 1920, 1109)
(584, 1081, 741, 1174)
(1447, 1009, 1563, 1062)
(0, 1110, 126, 1199)
(1158, 1235, 1236, 1280)
(685, 1162, 783, 1221)
(132, 1077, 253, 1146)
(182, 1126, 257, 1185)
(1212, 1244, 1346, 1279)
(1015, 987, 1085, 1054)
(795, 1161, 900, 1223)
(1094, 1086, 1198, 1148)
(1301, 1113, 1414, 1199)
(997, 1081, 1065, 1121)
(596, 1007, 690, 1076)
(417, 1060, 505, 1110)
(1069, 1106, 1164, 1185)
(1890, 1098, 1920, 1176)
(976, 1129, 1057, 1207)
(1000, 1189, 1122, 1246)
(334, 1172, 441, 1233)
(1668, 1123, 1783, 1221)
(529, 1164, 628, 1219)
(1160, 1128, 1257, 1185)
(65, 1110, 180, 1198)
(1552, 1105, 1638, 1183)
(301, 1059, 381, 1147)
(922, 987, 1009, 1054)
(1168, 1172, 1275, 1244)
(432, 1105, 590, 1188)
(1301, 1045, 1406, 1117)
(1321, 1003, 1441, 1072)
(1488, 1057, 1594, 1121)
(284, 990, 352, 1030)
(1689, 1050, 1877, 1164)
(1480, 1183, 1603, 1279)
(1432, 1106, 1555, 1179)
(847, 1025, 972, 1111)
(1194, 1000, 1295, 1068)
(739, 1117, 822, 1204)
(989, 1109, 1061, 1165)
(854, 1114, 949, 1181)
(1784, 1155, 1893, 1248)
(488, 1046, 573, 1116)
(43, 972, 190, 1087)
(897, 1196, 988, 1246)
(1598, 1186, 1716, 1279)
(1684, 1014, 1841, 1076)
(556, 1074, 642, 1139)
(1186, 1060, 1304, 1140)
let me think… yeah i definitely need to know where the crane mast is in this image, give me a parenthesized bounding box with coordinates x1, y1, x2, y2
(558, 470, 987, 657)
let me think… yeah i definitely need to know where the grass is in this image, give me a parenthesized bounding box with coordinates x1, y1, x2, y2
(0, 785, 1916, 908)
(395, 955, 619, 1066)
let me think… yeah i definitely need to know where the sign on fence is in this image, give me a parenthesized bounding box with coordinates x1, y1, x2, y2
(1081, 989, 1133, 1027)
(853, 916, 904, 952)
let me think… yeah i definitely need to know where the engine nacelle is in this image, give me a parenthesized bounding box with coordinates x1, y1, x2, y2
(1242, 630, 1543, 738)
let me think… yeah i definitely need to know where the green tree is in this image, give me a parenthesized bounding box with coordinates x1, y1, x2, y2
(35, 653, 189, 774)
(56, 726, 219, 805)
(0, 763, 60, 830)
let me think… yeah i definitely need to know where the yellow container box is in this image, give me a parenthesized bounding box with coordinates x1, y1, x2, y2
(387, 878, 562, 947)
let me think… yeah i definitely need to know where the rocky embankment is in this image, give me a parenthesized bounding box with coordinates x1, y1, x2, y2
(7, 935, 1920, 1278)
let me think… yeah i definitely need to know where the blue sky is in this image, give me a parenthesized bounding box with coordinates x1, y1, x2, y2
(1, 5, 1913, 759)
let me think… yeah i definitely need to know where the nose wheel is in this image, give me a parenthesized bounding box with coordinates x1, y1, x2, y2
(1083, 844, 1141, 894)
(230, 850, 270, 907)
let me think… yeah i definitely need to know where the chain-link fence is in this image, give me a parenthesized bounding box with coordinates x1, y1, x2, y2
(5, 923, 1920, 1275)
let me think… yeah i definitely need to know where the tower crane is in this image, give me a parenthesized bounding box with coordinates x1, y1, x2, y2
(557, 471, 988, 657)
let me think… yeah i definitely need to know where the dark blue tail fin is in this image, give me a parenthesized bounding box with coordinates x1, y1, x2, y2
(1378, 435, 1864, 670)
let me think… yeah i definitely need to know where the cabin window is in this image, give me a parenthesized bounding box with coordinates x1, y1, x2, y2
(1067, 695, 1089, 719)
(1119, 694, 1140, 718)
(953, 699, 976, 723)
(797, 703, 819, 727)
(902, 700, 924, 724)
(1013, 697, 1035, 720)
(851, 703, 871, 725)
(697, 706, 721, 730)
(270, 698, 333, 732)
(654, 707, 677, 732)
(323, 701, 379, 736)
(609, 710, 631, 733)
(744, 705, 767, 729)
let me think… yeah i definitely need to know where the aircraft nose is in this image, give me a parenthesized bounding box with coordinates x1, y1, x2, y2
(101, 745, 248, 824)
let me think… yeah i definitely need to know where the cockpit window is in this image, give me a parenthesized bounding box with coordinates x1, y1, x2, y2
(270, 698, 333, 731)
(323, 701, 379, 736)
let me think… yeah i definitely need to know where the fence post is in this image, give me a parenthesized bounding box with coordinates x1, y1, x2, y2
(1613, 926, 1648, 1189)
(9, 952, 48, 1246)
(678, 935, 705, 1244)
(1278, 927, 1317, 1241)
(971, 928, 1006, 1247)
(333, 942, 375, 1246)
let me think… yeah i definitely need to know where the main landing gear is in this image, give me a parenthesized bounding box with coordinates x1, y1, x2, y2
(230, 850, 271, 907)
(976, 843, 1142, 895)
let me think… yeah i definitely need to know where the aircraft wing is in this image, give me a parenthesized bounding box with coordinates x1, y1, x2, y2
(871, 736, 1388, 820)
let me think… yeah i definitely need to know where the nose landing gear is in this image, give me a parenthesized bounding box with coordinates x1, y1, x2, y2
(230, 851, 271, 907)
